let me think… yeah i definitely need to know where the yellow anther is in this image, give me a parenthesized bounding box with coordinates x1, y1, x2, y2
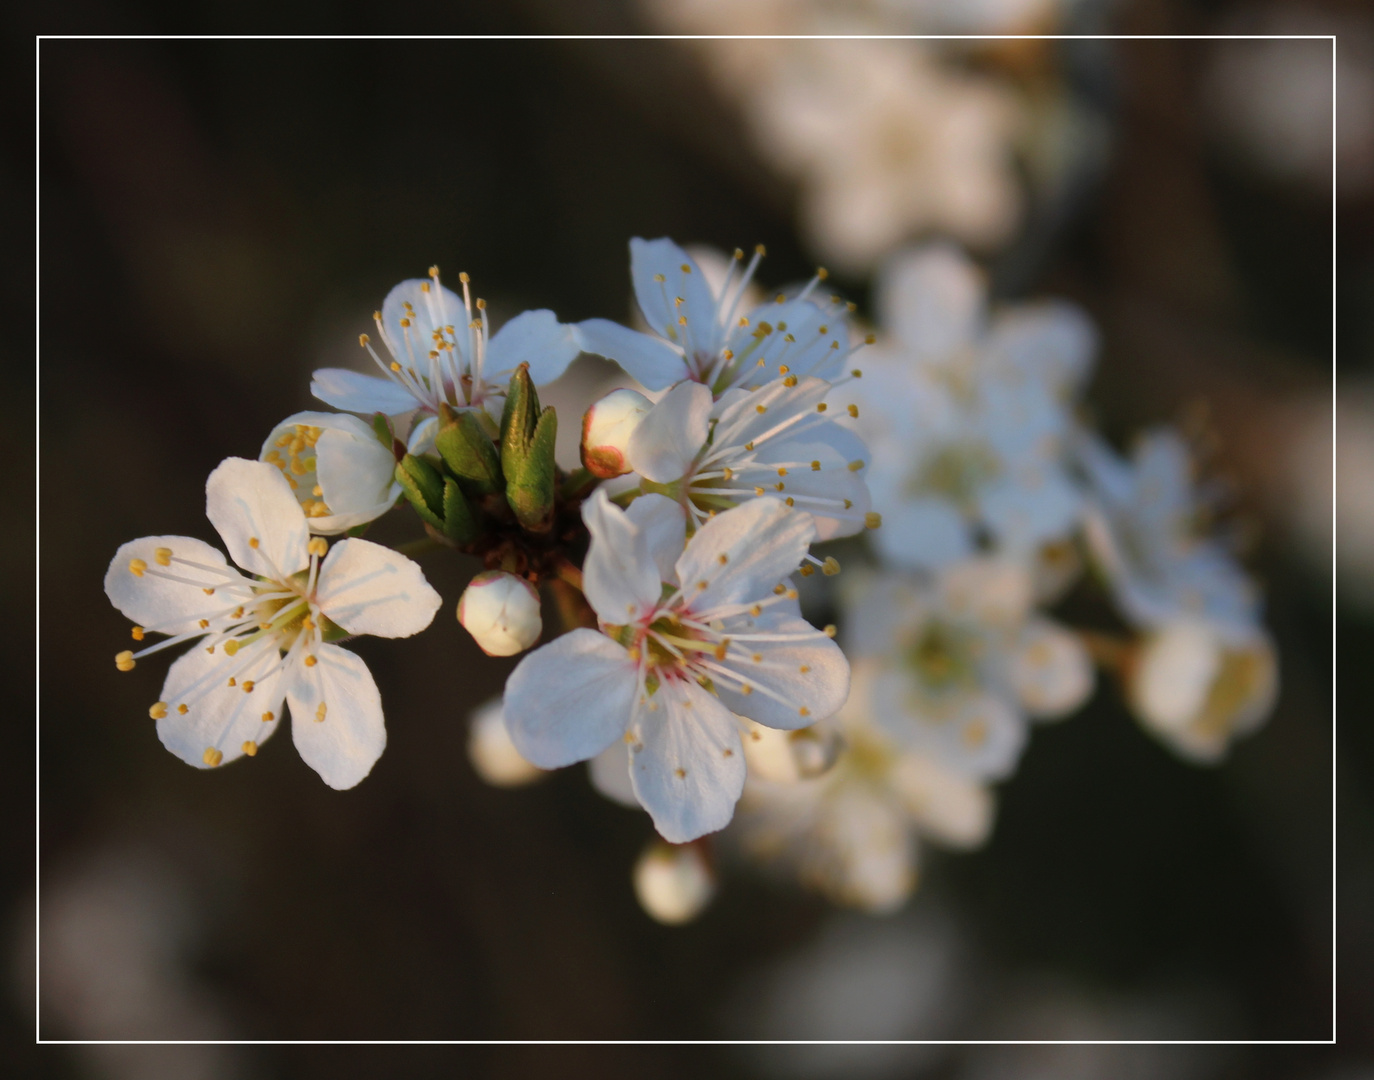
(722, 467, 734, 481)
(128, 558, 147, 577)
(359, 333, 370, 347)
(810, 460, 821, 472)
(799, 664, 811, 673)
(307, 537, 328, 557)
(403, 301, 414, 311)
(799, 564, 815, 577)
(678, 315, 687, 326)
(154, 547, 172, 566)
(774, 482, 785, 492)
(749, 604, 763, 617)
(785, 497, 794, 506)
(227, 677, 236, 687)
(290, 456, 308, 475)
(783, 375, 798, 387)
(476, 298, 487, 310)
(653, 273, 665, 282)
(115, 650, 136, 672)
(733, 248, 744, 260)
(722, 349, 734, 360)
(420, 283, 431, 295)
(822, 557, 841, 576)
(786, 589, 798, 599)
(824, 624, 837, 638)
(315, 702, 327, 722)
(777, 467, 788, 477)
(177, 704, 188, 714)
(242, 680, 255, 693)
(756, 404, 767, 414)
(680, 263, 691, 273)
(817, 267, 828, 280)
(864, 333, 876, 344)
(459, 271, 470, 283)
(224, 640, 240, 656)
(198, 619, 209, 629)
(784, 334, 795, 343)
(816, 403, 828, 413)
(149, 702, 168, 720)
(852, 368, 863, 378)
(844, 499, 853, 509)
(627, 647, 641, 662)
(399, 316, 411, 327)
(739, 317, 749, 328)
(742, 683, 754, 695)
(773, 584, 786, 595)
(799, 706, 811, 717)
(131, 626, 144, 641)
(865, 512, 882, 529)
(697, 580, 709, 591)
(312, 485, 323, 497)
(754, 486, 765, 496)
(674, 768, 687, 778)
(248, 536, 260, 549)
(262, 711, 275, 723)
(390, 361, 402, 372)
(847, 460, 865, 472)
(713, 642, 729, 661)
(745, 441, 755, 450)
(775, 294, 786, 304)
(242, 740, 258, 757)
(304, 655, 317, 667)
(847, 302, 858, 313)
(718, 553, 729, 565)
(752, 653, 762, 663)
(847, 404, 859, 418)
(779, 364, 790, 374)
(232, 607, 244, 618)
(202, 747, 223, 767)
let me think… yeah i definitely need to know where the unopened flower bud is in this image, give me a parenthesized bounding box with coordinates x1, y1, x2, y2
(457, 571, 542, 657)
(467, 696, 544, 786)
(633, 839, 716, 925)
(581, 388, 651, 478)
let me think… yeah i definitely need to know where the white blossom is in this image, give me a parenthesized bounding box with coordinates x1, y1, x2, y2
(1127, 618, 1278, 764)
(503, 488, 849, 843)
(846, 560, 1092, 781)
(311, 268, 583, 449)
(260, 411, 400, 535)
(624, 375, 875, 539)
(633, 840, 717, 924)
(105, 458, 442, 789)
(578, 237, 861, 394)
(467, 696, 545, 787)
(457, 571, 543, 657)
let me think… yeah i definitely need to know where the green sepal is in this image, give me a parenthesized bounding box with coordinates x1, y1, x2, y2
(435, 403, 504, 496)
(441, 476, 477, 545)
(372, 412, 394, 450)
(506, 406, 558, 532)
(395, 456, 446, 531)
(499, 363, 541, 475)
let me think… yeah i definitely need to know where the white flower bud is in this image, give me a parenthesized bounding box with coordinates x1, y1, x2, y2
(1128, 619, 1278, 763)
(632, 840, 716, 925)
(457, 571, 542, 657)
(467, 697, 544, 787)
(580, 388, 651, 479)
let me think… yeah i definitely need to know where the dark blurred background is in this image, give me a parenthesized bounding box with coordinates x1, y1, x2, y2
(17, 3, 1367, 1077)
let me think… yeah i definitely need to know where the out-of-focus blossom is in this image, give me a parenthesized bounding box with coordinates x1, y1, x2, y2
(1078, 428, 1260, 636)
(624, 376, 874, 538)
(732, 662, 994, 913)
(846, 561, 1092, 781)
(311, 268, 583, 448)
(457, 570, 543, 657)
(503, 489, 848, 842)
(466, 696, 545, 787)
(1127, 618, 1278, 763)
(633, 840, 718, 924)
(104, 458, 442, 789)
(260, 411, 401, 535)
(641, 0, 1073, 36)
(1205, 11, 1374, 195)
(845, 245, 1093, 570)
(578, 237, 859, 393)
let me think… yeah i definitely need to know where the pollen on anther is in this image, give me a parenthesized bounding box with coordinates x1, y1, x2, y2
(316, 702, 328, 722)
(131, 626, 144, 641)
(359, 333, 370, 347)
(717, 553, 729, 566)
(756, 404, 767, 414)
(777, 467, 788, 477)
(697, 580, 710, 591)
(224, 640, 240, 656)
(799, 564, 815, 577)
(774, 482, 785, 492)
(304, 655, 317, 667)
(799, 707, 811, 718)
(723, 748, 734, 757)
(154, 547, 172, 566)
(674, 768, 687, 779)
(742, 683, 754, 695)
(198, 619, 209, 629)
(745, 441, 755, 450)
(242, 680, 255, 693)
(149, 702, 168, 720)
(177, 703, 188, 714)
(785, 497, 794, 506)
(115, 651, 136, 672)
(752, 653, 763, 663)
(262, 711, 274, 723)
(773, 584, 786, 595)
(754, 486, 765, 496)
(865, 512, 883, 529)
(848, 460, 865, 472)
(847, 404, 859, 418)
(783, 375, 798, 387)
(203, 747, 223, 767)
(824, 624, 837, 638)
(227, 677, 236, 687)
(816, 403, 828, 413)
(749, 604, 763, 617)
(852, 368, 863, 378)
(128, 558, 147, 577)
(242, 740, 258, 757)
(799, 664, 811, 674)
(308, 537, 328, 557)
(822, 557, 841, 576)
(248, 536, 260, 549)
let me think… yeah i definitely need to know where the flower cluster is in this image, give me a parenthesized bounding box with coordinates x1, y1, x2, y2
(105, 234, 1277, 924)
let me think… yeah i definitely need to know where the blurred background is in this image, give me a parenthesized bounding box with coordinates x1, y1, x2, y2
(17, 1, 1367, 1076)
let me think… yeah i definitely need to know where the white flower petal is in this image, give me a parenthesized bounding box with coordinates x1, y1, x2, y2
(675, 498, 815, 612)
(625, 492, 687, 584)
(723, 298, 847, 385)
(155, 638, 285, 771)
(977, 470, 1081, 552)
(872, 497, 973, 571)
(746, 434, 870, 541)
(626, 381, 713, 484)
(105, 536, 233, 635)
(313, 538, 441, 639)
(588, 740, 641, 809)
(986, 301, 1097, 395)
(380, 279, 469, 373)
(628, 678, 745, 843)
(630, 237, 720, 354)
(205, 458, 310, 581)
(576, 318, 690, 390)
(714, 614, 850, 731)
(407, 414, 439, 456)
(310, 368, 420, 416)
(484, 309, 583, 386)
(873, 676, 1028, 781)
(287, 643, 386, 789)
(503, 629, 638, 768)
(315, 427, 399, 516)
(876, 244, 985, 360)
(889, 754, 994, 850)
(1010, 618, 1094, 720)
(580, 488, 665, 623)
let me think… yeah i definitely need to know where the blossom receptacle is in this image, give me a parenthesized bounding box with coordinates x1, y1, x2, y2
(457, 571, 543, 657)
(581, 388, 652, 478)
(633, 840, 716, 925)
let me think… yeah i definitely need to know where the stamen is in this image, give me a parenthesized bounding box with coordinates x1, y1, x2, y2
(115, 651, 136, 672)
(202, 747, 223, 767)
(154, 547, 172, 566)
(129, 559, 146, 577)
(242, 741, 258, 757)
(149, 702, 167, 719)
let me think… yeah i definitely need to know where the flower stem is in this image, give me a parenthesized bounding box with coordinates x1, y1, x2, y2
(547, 577, 597, 633)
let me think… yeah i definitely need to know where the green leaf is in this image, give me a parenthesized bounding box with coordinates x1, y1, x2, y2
(435, 404, 503, 496)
